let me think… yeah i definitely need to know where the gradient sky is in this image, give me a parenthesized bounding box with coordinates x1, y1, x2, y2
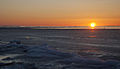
(0, 0, 120, 26)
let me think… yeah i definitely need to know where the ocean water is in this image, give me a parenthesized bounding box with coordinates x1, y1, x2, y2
(0, 28, 120, 60)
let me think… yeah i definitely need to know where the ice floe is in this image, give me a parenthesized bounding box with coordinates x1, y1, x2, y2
(0, 40, 120, 69)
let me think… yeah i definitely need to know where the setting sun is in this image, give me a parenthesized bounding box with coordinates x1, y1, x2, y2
(90, 22, 96, 27)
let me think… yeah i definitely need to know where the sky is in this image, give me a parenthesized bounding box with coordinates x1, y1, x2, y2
(0, 0, 120, 26)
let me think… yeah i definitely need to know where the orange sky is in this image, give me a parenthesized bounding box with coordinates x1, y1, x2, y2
(0, 0, 120, 26)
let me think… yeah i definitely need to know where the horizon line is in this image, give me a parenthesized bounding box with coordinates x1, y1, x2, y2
(0, 26, 120, 27)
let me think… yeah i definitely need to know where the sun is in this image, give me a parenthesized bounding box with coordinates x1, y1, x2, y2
(90, 22, 96, 27)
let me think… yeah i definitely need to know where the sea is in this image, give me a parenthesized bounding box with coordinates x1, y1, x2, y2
(0, 26, 120, 60)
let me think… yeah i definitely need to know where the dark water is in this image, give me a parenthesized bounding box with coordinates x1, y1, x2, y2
(0, 28, 120, 60)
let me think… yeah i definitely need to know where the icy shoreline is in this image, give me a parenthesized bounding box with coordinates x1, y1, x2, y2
(0, 41, 120, 69)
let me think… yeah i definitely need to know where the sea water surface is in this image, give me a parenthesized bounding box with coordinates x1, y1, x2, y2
(0, 28, 120, 60)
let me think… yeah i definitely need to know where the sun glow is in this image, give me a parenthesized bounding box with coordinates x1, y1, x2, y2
(90, 22, 96, 29)
(90, 22, 96, 27)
